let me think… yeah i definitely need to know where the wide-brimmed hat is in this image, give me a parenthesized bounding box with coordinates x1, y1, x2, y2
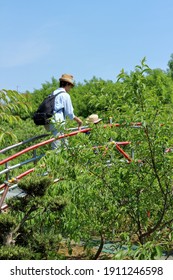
(59, 74, 74, 86)
(86, 114, 102, 124)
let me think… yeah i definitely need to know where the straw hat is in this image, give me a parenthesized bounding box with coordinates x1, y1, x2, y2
(59, 74, 74, 86)
(86, 114, 102, 124)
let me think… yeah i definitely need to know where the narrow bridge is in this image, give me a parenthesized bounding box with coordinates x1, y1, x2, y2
(0, 123, 138, 211)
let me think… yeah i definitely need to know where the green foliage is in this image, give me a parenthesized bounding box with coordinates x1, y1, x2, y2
(25, 232, 61, 259)
(0, 89, 32, 145)
(18, 174, 53, 197)
(0, 170, 67, 259)
(113, 242, 163, 260)
(0, 89, 32, 119)
(1, 57, 173, 259)
(38, 59, 173, 259)
(0, 245, 36, 260)
(72, 77, 121, 118)
(0, 214, 16, 243)
(167, 53, 173, 79)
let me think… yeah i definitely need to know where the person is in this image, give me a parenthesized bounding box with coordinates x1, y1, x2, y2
(86, 114, 111, 164)
(84, 114, 102, 136)
(86, 114, 102, 124)
(44, 74, 83, 150)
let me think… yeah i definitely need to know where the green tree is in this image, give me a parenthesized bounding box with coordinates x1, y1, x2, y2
(0, 172, 67, 259)
(1, 58, 173, 260)
(167, 53, 173, 79)
(39, 59, 173, 259)
(0, 90, 32, 145)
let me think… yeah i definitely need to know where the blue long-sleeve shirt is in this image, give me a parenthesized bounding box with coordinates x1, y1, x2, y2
(53, 88, 75, 122)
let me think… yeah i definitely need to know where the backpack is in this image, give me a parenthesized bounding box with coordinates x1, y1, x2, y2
(33, 91, 64, 125)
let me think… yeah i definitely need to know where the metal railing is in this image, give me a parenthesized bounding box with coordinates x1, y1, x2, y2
(0, 124, 135, 211)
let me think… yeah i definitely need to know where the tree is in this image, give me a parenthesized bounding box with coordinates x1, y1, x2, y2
(0, 90, 32, 145)
(0, 172, 67, 259)
(1, 59, 173, 260)
(167, 53, 173, 79)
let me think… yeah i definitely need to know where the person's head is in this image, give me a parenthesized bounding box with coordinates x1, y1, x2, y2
(86, 114, 102, 124)
(59, 74, 74, 92)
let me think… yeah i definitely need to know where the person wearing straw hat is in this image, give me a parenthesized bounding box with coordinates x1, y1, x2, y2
(84, 114, 102, 135)
(86, 114, 102, 124)
(44, 74, 83, 150)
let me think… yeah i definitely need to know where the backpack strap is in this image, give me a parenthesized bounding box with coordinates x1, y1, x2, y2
(52, 90, 65, 116)
(52, 90, 65, 97)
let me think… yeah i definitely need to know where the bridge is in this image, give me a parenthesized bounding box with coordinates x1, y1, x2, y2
(0, 122, 142, 211)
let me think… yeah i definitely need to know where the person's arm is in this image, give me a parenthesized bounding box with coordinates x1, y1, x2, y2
(63, 93, 83, 129)
(73, 116, 83, 130)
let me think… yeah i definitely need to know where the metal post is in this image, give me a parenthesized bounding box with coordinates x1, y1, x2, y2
(5, 162, 9, 181)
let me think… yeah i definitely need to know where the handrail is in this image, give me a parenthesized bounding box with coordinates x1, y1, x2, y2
(0, 122, 141, 159)
(0, 123, 134, 210)
(0, 128, 92, 209)
(0, 133, 50, 154)
(0, 154, 44, 176)
(0, 128, 91, 166)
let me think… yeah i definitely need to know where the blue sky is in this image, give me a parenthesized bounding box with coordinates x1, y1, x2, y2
(1, 0, 173, 92)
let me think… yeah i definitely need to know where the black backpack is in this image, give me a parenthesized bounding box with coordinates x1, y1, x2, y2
(33, 91, 64, 125)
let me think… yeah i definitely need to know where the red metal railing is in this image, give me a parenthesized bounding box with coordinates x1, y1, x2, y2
(0, 124, 134, 210)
